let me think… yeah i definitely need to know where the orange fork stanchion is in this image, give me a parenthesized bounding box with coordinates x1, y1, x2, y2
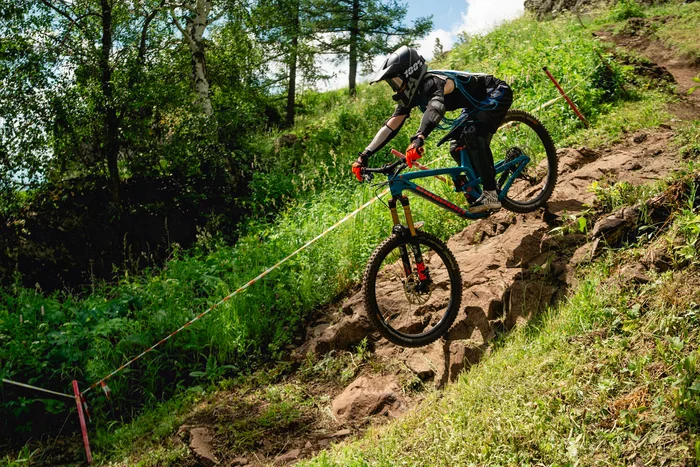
(542, 66, 590, 128)
(72, 380, 93, 464)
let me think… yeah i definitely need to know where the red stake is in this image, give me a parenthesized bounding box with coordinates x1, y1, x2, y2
(72, 380, 93, 464)
(542, 67, 590, 128)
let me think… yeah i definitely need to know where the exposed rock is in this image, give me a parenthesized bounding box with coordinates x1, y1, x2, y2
(331, 428, 351, 438)
(618, 264, 652, 286)
(298, 311, 372, 357)
(571, 239, 602, 267)
(504, 281, 559, 330)
(441, 341, 485, 387)
(445, 305, 496, 343)
(404, 352, 438, 380)
(557, 147, 601, 175)
(275, 448, 301, 464)
(188, 427, 219, 466)
(341, 292, 363, 315)
(231, 458, 248, 466)
(633, 132, 648, 144)
(590, 206, 640, 244)
(641, 246, 672, 272)
(524, 0, 607, 18)
(332, 375, 406, 424)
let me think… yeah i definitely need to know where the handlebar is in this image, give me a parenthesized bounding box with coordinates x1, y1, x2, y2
(361, 157, 407, 183)
(363, 158, 406, 175)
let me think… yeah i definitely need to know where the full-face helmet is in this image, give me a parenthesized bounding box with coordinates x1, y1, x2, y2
(370, 46, 427, 107)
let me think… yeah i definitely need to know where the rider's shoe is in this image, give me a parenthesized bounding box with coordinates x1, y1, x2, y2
(468, 190, 502, 214)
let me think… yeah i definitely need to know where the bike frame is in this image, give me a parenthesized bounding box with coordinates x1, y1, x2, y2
(387, 147, 530, 222)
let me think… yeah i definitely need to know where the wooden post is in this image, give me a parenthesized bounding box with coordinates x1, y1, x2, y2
(542, 66, 590, 127)
(72, 380, 93, 464)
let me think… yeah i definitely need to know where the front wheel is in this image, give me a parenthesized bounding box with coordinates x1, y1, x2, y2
(493, 109, 558, 213)
(363, 231, 462, 347)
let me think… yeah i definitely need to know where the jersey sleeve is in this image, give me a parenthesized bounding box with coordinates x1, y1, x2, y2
(391, 104, 411, 118)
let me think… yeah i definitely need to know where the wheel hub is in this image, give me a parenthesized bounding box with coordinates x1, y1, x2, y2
(403, 274, 433, 305)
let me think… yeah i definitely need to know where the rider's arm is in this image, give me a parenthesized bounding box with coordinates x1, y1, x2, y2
(363, 110, 408, 156)
(415, 77, 447, 139)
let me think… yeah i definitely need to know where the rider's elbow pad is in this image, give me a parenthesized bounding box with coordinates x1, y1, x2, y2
(418, 99, 446, 137)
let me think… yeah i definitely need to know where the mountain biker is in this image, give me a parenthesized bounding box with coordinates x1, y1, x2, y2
(352, 45, 513, 213)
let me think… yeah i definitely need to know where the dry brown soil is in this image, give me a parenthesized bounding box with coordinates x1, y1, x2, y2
(15, 21, 700, 467)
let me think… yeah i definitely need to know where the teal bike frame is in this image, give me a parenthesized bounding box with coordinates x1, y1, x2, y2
(381, 146, 530, 221)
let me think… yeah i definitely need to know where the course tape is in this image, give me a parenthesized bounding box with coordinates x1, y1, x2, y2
(2, 378, 74, 400)
(82, 154, 453, 397)
(82, 186, 392, 395)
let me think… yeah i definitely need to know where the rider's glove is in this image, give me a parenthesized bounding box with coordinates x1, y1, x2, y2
(406, 134, 425, 168)
(352, 150, 371, 182)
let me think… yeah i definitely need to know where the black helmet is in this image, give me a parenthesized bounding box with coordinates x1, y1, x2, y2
(370, 46, 427, 107)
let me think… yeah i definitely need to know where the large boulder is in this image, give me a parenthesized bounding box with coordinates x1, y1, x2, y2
(332, 375, 406, 425)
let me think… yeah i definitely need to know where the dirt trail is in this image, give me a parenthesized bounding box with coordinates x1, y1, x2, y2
(596, 17, 700, 118)
(169, 40, 700, 464)
(36, 27, 699, 467)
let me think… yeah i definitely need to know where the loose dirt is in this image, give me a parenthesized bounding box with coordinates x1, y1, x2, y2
(596, 16, 700, 117)
(165, 130, 690, 467)
(15, 23, 700, 467)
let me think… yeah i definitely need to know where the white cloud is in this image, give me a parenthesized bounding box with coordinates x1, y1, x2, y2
(457, 0, 525, 36)
(315, 0, 525, 91)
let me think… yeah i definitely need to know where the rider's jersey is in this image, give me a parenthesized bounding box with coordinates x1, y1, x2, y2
(393, 71, 507, 116)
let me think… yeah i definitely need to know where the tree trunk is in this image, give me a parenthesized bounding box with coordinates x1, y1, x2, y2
(348, 0, 359, 96)
(285, 0, 299, 126)
(100, 0, 120, 205)
(185, 1, 213, 116)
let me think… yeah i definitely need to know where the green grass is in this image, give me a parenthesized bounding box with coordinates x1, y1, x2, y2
(0, 0, 688, 442)
(650, 1, 700, 61)
(300, 190, 700, 466)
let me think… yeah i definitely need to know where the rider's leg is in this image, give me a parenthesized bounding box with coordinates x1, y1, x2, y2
(466, 84, 513, 213)
(466, 131, 501, 213)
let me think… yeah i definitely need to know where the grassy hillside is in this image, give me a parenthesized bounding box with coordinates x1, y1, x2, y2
(1, 0, 693, 447)
(302, 190, 700, 465)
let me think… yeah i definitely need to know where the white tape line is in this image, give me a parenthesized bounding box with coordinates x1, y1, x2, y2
(2, 378, 74, 400)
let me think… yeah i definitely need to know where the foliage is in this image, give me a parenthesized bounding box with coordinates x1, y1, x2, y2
(310, 0, 433, 93)
(300, 183, 700, 466)
(611, 0, 646, 21)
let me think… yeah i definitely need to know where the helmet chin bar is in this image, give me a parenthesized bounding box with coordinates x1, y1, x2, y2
(392, 76, 421, 107)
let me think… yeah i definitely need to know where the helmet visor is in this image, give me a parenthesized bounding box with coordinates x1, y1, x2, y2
(388, 77, 405, 92)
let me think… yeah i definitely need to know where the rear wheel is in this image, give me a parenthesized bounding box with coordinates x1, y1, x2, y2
(363, 231, 462, 347)
(492, 110, 558, 213)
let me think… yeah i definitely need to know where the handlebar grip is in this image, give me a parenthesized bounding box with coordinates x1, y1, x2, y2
(391, 149, 405, 159)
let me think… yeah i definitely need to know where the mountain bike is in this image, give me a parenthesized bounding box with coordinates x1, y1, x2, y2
(360, 109, 557, 347)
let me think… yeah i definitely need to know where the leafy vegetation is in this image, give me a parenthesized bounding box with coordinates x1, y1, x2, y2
(301, 173, 700, 466)
(2, 0, 698, 454)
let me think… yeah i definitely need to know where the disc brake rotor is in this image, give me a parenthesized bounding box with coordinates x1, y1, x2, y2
(403, 273, 433, 305)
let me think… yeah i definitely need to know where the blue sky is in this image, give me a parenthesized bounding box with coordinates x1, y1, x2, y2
(405, 0, 468, 33)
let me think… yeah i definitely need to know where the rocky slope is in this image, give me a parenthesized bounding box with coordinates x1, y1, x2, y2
(155, 25, 700, 465)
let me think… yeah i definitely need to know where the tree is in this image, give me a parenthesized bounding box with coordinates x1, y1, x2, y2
(251, 0, 327, 126)
(170, 0, 227, 116)
(311, 0, 432, 95)
(433, 37, 444, 59)
(2, 0, 172, 204)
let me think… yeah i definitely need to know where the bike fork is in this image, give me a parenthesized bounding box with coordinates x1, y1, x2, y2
(388, 197, 431, 283)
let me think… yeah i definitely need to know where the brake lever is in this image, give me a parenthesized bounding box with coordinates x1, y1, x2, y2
(393, 162, 407, 176)
(362, 172, 374, 183)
